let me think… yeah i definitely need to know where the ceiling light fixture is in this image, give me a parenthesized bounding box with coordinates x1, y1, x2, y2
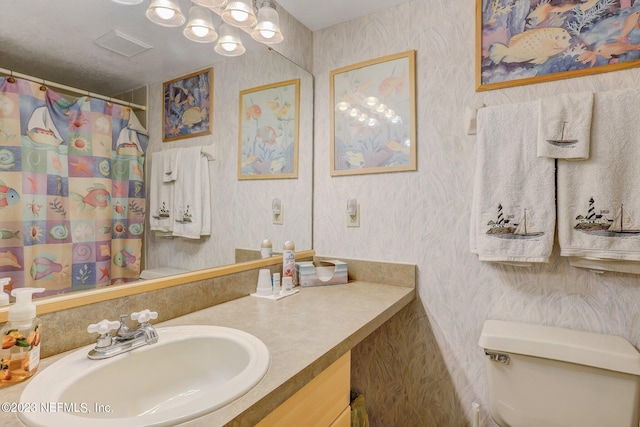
(111, 0, 145, 5)
(214, 24, 246, 56)
(117, 0, 283, 57)
(251, 0, 282, 44)
(191, 0, 228, 7)
(183, 5, 218, 42)
(222, 0, 257, 27)
(146, 0, 186, 27)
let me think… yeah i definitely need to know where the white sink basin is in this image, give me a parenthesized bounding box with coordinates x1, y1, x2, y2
(19, 325, 270, 426)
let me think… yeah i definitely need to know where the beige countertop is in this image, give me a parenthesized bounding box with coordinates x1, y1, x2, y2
(0, 280, 414, 426)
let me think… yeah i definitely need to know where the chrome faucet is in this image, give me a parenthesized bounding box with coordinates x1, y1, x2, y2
(87, 309, 159, 360)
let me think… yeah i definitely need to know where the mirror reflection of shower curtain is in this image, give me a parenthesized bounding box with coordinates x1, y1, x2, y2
(0, 77, 147, 298)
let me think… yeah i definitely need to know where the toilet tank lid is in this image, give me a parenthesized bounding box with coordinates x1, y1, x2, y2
(479, 320, 640, 375)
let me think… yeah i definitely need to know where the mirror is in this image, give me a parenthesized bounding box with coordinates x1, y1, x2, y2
(0, 1, 313, 298)
(144, 47, 313, 273)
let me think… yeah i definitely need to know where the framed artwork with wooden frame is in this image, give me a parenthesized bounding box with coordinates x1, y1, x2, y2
(476, 0, 640, 91)
(330, 50, 416, 176)
(162, 67, 213, 141)
(238, 78, 300, 180)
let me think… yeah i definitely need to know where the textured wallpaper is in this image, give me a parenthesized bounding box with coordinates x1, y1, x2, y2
(314, 1, 640, 426)
(145, 48, 313, 272)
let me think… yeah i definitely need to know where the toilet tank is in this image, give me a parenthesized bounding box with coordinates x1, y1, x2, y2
(479, 320, 640, 427)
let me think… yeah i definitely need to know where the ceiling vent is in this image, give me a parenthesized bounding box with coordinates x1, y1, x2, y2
(94, 30, 152, 57)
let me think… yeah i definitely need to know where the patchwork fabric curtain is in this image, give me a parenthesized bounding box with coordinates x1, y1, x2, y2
(0, 77, 147, 298)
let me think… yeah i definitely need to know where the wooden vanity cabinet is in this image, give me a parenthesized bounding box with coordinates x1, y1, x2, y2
(257, 351, 351, 427)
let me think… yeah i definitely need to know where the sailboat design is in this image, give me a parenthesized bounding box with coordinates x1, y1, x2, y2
(512, 209, 544, 238)
(546, 121, 578, 146)
(26, 106, 63, 146)
(607, 204, 640, 234)
(115, 126, 144, 157)
(487, 208, 544, 239)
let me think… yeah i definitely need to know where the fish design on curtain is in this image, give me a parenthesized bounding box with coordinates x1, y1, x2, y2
(0, 77, 147, 298)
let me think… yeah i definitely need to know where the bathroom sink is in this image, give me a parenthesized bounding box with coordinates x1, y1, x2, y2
(18, 325, 270, 427)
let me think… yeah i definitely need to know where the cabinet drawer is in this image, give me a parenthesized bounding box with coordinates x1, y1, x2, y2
(330, 406, 351, 427)
(257, 351, 350, 427)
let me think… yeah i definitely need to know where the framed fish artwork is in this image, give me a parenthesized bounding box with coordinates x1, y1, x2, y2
(162, 68, 213, 141)
(330, 50, 416, 176)
(477, 0, 640, 91)
(238, 79, 300, 180)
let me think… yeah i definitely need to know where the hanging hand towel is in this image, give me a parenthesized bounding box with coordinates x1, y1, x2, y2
(537, 91, 593, 160)
(470, 101, 556, 263)
(163, 147, 179, 182)
(200, 155, 212, 236)
(149, 151, 174, 234)
(171, 146, 206, 239)
(557, 88, 640, 265)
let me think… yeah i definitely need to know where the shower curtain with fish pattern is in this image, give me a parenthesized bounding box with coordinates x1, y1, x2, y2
(0, 77, 147, 298)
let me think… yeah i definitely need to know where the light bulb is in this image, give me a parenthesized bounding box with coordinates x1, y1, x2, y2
(223, 0, 256, 27)
(156, 7, 175, 20)
(335, 102, 350, 112)
(231, 9, 248, 22)
(222, 41, 236, 51)
(191, 25, 209, 37)
(259, 28, 275, 39)
(363, 96, 379, 108)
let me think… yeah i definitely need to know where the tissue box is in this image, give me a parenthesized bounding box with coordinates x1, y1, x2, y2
(295, 260, 348, 287)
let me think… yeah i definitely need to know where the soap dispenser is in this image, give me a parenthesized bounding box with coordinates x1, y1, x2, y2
(0, 287, 44, 386)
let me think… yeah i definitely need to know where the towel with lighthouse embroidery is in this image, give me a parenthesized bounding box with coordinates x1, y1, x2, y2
(470, 100, 556, 263)
(557, 88, 640, 262)
(0, 77, 147, 296)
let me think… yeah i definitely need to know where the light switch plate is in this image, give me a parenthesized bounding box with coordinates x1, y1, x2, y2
(346, 204, 360, 227)
(273, 204, 284, 225)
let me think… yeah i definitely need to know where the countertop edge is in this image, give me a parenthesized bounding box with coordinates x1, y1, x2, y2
(223, 285, 416, 426)
(0, 281, 416, 427)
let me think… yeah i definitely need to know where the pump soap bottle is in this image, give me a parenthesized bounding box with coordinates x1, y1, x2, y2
(0, 287, 44, 386)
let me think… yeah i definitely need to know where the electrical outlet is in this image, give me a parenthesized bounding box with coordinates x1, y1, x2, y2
(346, 204, 360, 227)
(273, 204, 284, 225)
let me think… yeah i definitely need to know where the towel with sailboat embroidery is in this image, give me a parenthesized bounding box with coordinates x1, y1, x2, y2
(537, 91, 592, 160)
(470, 101, 556, 263)
(557, 88, 640, 263)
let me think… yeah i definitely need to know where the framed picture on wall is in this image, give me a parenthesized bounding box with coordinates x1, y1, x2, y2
(238, 79, 300, 180)
(476, 0, 640, 91)
(162, 68, 213, 142)
(330, 50, 416, 176)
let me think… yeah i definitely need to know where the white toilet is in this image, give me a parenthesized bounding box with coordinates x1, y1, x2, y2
(479, 320, 640, 427)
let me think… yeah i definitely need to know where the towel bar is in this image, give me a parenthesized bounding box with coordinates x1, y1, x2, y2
(201, 144, 215, 160)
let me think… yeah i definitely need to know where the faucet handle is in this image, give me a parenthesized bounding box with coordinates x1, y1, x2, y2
(87, 319, 120, 335)
(131, 309, 158, 324)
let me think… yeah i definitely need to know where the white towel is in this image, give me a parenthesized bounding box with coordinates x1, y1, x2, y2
(200, 155, 211, 236)
(537, 91, 593, 160)
(171, 146, 210, 239)
(199, 144, 214, 236)
(557, 88, 640, 265)
(163, 148, 179, 182)
(149, 151, 174, 233)
(470, 101, 556, 263)
(568, 257, 640, 275)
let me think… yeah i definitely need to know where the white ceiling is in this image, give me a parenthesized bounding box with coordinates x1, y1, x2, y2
(1, 0, 409, 97)
(277, 0, 412, 31)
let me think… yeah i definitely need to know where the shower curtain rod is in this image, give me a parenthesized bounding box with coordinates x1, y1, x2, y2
(0, 67, 146, 111)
